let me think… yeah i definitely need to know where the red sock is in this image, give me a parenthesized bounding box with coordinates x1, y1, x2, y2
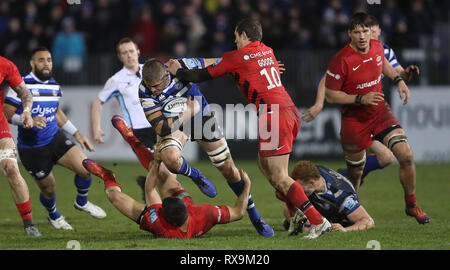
(286, 182, 323, 225)
(16, 200, 33, 222)
(405, 193, 416, 208)
(102, 173, 122, 191)
(275, 190, 296, 217)
(126, 136, 153, 171)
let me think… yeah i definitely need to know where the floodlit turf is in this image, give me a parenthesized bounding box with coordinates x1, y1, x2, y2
(0, 160, 449, 250)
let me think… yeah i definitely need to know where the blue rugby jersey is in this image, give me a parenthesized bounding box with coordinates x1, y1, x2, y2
(309, 165, 361, 226)
(383, 43, 400, 68)
(139, 58, 210, 115)
(5, 72, 60, 148)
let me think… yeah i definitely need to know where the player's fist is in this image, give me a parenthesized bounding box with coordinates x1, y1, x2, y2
(32, 116, 47, 129)
(361, 92, 384, 106)
(167, 59, 182, 75)
(397, 80, 410, 105)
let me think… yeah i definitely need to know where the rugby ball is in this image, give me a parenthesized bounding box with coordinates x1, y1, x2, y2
(161, 97, 188, 118)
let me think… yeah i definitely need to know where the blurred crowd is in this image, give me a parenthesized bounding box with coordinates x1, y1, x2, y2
(0, 0, 447, 68)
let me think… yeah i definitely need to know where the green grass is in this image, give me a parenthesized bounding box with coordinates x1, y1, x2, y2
(0, 160, 449, 250)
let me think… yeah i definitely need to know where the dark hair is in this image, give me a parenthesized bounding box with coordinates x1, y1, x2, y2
(162, 197, 188, 227)
(32, 46, 50, 56)
(142, 58, 166, 84)
(368, 15, 380, 27)
(348, 12, 372, 31)
(235, 18, 263, 42)
(116, 37, 139, 54)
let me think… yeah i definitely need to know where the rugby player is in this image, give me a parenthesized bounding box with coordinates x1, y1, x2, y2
(139, 58, 274, 237)
(281, 161, 374, 235)
(302, 15, 420, 183)
(324, 12, 429, 224)
(4, 47, 106, 230)
(82, 153, 251, 239)
(91, 38, 155, 172)
(0, 55, 40, 236)
(167, 18, 331, 238)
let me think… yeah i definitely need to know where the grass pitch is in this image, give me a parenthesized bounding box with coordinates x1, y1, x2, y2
(0, 160, 449, 250)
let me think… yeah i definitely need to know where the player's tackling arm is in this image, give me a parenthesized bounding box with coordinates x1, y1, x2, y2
(325, 87, 384, 106)
(11, 82, 33, 129)
(227, 169, 251, 222)
(145, 159, 162, 206)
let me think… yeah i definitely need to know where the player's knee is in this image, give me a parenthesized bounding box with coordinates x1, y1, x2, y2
(40, 184, 55, 198)
(160, 147, 182, 172)
(378, 151, 395, 167)
(1, 159, 20, 179)
(398, 150, 414, 167)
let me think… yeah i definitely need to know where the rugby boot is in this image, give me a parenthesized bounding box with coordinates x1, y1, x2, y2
(304, 217, 331, 239)
(191, 172, 218, 198)
(251, 218, 274, 237)
(288, 209, 308, 236)
(111, 115, 153, 170)
(24, 225, 41, 237)
(405, 204, 430, 224)
(82, 159, 122, 191)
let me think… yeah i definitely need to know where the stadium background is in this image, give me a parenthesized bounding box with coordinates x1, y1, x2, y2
(1, 0, 449, 162)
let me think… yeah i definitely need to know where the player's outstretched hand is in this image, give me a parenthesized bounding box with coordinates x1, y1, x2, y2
(331, 223, 347, 232)
(361, 92, 384, 106)
(302, 105, 322, 123)
(397, 80, 410, 105)
(167, 59, 182, 75)
(74, 131, 95, 152)
(32, 116, 47, 129)
(239, 169, 251, 190)
(404, 65, 420, 82)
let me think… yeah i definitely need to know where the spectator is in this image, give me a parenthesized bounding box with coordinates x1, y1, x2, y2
(128, 5, 160, 57)
(51, 17, 86, 72)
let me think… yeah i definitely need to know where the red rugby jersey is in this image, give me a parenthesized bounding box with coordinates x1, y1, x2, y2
(325, 39, 385, 120)
(0, 56, 23, 108)
(207, 41, 295, 110)
(140, 196, 231, 239)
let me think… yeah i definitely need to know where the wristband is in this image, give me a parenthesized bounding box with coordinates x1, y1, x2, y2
(393, 75, 404, 85)
(61, 120, 78, 135)
(23, 107, 31, 113)
(11, 114, 24, 126)
(355, 95, 362, 104)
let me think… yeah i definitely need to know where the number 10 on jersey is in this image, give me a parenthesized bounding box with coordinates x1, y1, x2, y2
(260, 67, 281, 90)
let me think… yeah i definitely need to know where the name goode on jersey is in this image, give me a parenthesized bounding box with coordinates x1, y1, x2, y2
(258, 57, 275, 67)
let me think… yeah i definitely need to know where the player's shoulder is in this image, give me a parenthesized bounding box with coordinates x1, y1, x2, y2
(0, 56, 18, 72)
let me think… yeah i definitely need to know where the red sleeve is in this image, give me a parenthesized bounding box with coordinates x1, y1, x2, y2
(206, 51, 237, 79)
(325, 54, 347, 91)
(213, 205, 231, 224)
(4, 59, 23, 88)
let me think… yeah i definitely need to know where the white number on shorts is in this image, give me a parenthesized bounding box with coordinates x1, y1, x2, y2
(260, 67, 281, 90)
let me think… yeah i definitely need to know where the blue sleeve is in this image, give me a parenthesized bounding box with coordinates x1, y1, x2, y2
(178, 58, 205, 70)
(341, 194, 361, 216)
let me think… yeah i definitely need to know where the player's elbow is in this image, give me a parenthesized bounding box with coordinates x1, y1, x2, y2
(229, 206, 246, 222)
(325, 90, 337, 104)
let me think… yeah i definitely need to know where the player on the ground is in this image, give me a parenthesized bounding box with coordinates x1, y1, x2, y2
(167, 18, 331, 238)
(4, 47, 106, 230)
(302, 15, 420, 183)
(82, 151, 251, 239)
(281, 160, 374, 235)
(138, 58, 274, 237)
(91, 37, 155, 194)
(324, 12, 429, 224)
(0, 55, 41, 236)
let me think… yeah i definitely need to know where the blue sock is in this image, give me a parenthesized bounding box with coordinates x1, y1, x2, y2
(362, 155, 383, 177)
(340, 155, 383, 178)
(228, 180, 261, 222)
(178, 157, 200, 180)
(74, 175, 92, 206)
(39, 193, 61, 220)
